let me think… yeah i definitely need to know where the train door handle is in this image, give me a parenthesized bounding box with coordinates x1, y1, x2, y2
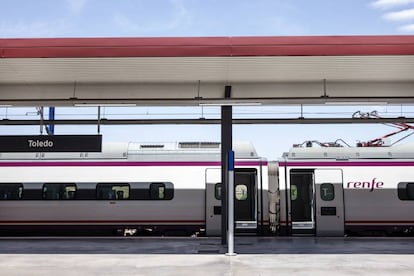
(214, 206, 221, 215)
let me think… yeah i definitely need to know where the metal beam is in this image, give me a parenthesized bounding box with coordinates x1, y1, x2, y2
(2, 117, 414, 125)
(221, 85, 232, 245)
(3, 96, 414, 107)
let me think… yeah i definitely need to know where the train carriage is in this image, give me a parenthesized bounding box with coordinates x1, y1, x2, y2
(0, 141, 270, 236)
(2, 138, 414, 237)
(278, 142, 414, 236)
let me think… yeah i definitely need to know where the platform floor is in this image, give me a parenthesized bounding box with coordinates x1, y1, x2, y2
(1, 236, 414, 275)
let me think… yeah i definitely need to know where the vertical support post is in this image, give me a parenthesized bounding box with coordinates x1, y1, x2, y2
(226, 150, 236, 256)
(97, 106, 101, 134)
(37, 106, 44, 135)
(221, 85, 232, 245)
(48, 107, 55, 135)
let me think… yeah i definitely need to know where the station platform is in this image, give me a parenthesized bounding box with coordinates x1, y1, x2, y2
(1, 236, 414, 275)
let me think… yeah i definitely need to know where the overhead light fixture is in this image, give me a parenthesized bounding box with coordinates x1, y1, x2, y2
(324, 102, 388, 106)
(199, 102, 262, 106)
(0, 104, 13, 107)
(74, 103, 137, 107)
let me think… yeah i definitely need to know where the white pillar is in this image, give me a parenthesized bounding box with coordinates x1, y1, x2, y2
(226, 150, 236, 256)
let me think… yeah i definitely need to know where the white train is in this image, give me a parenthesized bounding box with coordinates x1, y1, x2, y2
(1, 140, 414, 236)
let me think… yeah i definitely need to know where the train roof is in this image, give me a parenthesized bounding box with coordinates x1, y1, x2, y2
(286, 143, 414, 160)
(0, 141, 259, 161)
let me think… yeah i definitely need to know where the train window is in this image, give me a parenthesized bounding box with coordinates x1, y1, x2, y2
(96, 183, 130, 200)
(291, 184, 298, 201)
(42, 183, 77, 200)
(235, 184, 248, 201)
(149, 182, 173, 200)
(215, 183, 222, 200)
(320, 183, 335, 201)
(0, 183, 23, 200)
(398, 182, 414, 200)
(130, 182, 174, 200)
(150, 183, 167, 200)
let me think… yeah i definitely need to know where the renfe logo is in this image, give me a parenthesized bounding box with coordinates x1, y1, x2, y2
(347, 178, 384, 192)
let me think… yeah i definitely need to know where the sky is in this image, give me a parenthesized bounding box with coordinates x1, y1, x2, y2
(1, 0, 414, 159)
(1, 0, 414, 36)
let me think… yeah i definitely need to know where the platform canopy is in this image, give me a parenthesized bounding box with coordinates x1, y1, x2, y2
(0, 36, 414, 107)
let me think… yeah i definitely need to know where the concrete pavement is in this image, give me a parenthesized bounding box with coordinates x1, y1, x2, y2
(1, 237, 414, 275)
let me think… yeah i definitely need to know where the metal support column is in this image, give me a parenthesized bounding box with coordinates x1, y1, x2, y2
(221, 85, 232, 245)
(48, 107, 55, 135)
(226, 150, 236, 256)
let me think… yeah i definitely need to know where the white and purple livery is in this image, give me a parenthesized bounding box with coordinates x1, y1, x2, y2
(1, 140, 414, 236)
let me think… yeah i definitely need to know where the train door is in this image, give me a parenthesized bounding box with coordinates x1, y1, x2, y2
(314, 169, 344, 236)
(290, 170, 315, 234)
(205, 168, 257, 235)
(205, 168, 221, 236)
(234, 169, 257, 231)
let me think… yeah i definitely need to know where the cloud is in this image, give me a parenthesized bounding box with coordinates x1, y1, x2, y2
(383, 8, 414, 21)
(370, 1, 414, 32)
(371, 0, 414, 9)
(112, 13, 146, 34)
(398, 23, 414, 30)
(65, 0, 88, 14)
(168, 0, 192, 31)
(112, 0, 193, 36)
(0, 20, 69, 38)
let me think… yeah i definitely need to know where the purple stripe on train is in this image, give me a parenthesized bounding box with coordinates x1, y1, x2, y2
(0, 160, 267, 167)
(280, 161, 414, 167)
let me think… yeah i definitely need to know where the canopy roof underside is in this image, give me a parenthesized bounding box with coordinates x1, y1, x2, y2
(1, 36, 413, 106)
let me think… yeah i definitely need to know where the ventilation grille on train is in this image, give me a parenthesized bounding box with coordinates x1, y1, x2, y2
(140, 144, 165, 149)
(178, 142, 220, 149)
